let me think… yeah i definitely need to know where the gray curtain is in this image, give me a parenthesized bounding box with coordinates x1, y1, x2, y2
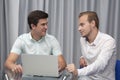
(0, 0, 120, 79)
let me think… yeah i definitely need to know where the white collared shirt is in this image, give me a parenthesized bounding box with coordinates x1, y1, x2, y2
(78, 31, 116, 80)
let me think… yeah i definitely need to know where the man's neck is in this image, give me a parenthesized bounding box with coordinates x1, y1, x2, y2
(31, 31, 42, 41)
(87, 29, 98, 43)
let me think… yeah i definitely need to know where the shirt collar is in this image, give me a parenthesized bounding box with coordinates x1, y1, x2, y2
(87, 31, 101, 46)
(93, 31, 101, 46)
(28, 32, 45, 42)
(29, 32, 33, 40)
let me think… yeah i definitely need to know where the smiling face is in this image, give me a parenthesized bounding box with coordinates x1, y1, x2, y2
(78, 15, 94, 37)
(31, 18, 48, 38)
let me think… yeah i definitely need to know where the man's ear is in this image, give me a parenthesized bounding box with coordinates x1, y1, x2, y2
(91, 20, 95, 25)
(31, 24, 35, 29)
(91, 20, 96, 28)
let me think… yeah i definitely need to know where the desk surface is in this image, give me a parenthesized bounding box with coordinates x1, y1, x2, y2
(22, 75, 61, 80)
(5, 70, 75, 80)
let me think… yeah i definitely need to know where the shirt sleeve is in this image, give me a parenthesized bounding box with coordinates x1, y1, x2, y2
(10, 38, 24, 55)
(77, 39, 116, 76)
(50, 37, 62, 56)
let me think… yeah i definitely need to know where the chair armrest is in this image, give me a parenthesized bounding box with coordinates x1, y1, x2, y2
(4, 69, 22, 80)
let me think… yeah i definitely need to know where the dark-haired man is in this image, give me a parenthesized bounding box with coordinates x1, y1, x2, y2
(4, 10, 66, 79)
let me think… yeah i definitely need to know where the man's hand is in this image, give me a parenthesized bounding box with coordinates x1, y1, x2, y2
(11, 64, 23, 74)
(58, 54, 67, 72)
(4, 53, 23, 74)
(79, 57, 87, 68)
(66, 64, 78, 76)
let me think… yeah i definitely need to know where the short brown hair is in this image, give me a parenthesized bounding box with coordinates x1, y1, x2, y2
(79, 11, 99, 29)
(28, 10, 48, 29)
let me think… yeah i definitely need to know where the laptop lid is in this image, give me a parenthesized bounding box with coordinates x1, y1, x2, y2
(21, 54, 59, 77)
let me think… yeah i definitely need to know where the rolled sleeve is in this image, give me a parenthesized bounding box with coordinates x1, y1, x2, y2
(51, 37, 62, 56)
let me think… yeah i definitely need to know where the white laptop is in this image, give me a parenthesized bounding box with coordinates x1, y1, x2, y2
(21, 54, 60, 77)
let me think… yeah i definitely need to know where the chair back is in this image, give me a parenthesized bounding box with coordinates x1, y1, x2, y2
(115, 60, 120, 80)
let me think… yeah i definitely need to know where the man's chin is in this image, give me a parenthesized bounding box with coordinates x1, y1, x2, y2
(80, 34, 85, 37)
(42, 33, 46, 37)
(81, 35, 86, 37)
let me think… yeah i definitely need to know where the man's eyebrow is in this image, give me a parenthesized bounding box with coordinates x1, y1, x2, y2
(41, 22, 48, 25)
(79, 23, 84, 26)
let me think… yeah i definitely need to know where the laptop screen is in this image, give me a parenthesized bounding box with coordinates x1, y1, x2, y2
(21, 54, 59, 77)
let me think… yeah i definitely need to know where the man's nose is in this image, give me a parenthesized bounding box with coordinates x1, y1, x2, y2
(78, 26, 81, 31)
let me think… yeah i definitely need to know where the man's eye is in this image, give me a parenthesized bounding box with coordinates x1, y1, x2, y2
(80, 23, 84, 26)
(41, 23, 47, 26)
(41, 24, 45, 26)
